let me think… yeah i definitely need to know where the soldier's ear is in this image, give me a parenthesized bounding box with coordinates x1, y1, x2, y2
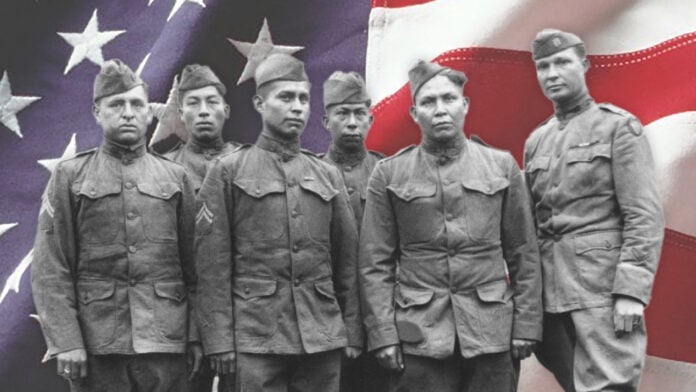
(92, 103, 101, 122)
(409, 105, 419, 124)
(582, 57, 590, 72)
(322, 114, 329, 129)
(252, 94, 264, 114)
(224, 103, 231, 120)
(463, 97, 470, 114)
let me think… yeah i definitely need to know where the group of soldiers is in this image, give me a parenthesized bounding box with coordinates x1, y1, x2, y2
(31, 28, 664, 392)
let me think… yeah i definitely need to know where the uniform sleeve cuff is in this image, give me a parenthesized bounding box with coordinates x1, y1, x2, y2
(366, 322, 399, 352)
(612, 263, 654, 305)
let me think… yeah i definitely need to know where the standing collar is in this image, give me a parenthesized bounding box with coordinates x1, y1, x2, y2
(101, 139, 146, 161)
(256, 132, 301, 160)
(327, 144, 367, 166)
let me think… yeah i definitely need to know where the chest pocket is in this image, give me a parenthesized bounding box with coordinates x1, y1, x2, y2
(388, 183, 437, 244)
(299, 178, 339, 243)
(461, 177, 509, 242)
(136, 182, 181, 243)
(564, 143, 613, 195)
(75, 181, 122, 245)
(233, 178, 286, 241)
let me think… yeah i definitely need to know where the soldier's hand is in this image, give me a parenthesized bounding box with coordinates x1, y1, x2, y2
(343, 346, 363, 360)
(511, 338, 536, 359)
(187, 343, 203, 380)
(209, 351, 236, 375)
(614, 296, 645, 337)
(56, 348, 88, 380)
(375, 344, 404, 371)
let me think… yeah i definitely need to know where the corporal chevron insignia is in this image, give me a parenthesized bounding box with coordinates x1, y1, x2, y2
(196, 202, 214, 226)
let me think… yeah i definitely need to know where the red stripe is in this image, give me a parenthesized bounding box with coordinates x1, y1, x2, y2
(366, 32, 696, 161)
(646, 229, 696, 363)
(372, 0, 435, 8)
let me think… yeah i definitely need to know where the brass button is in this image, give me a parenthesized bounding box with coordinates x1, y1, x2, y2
(244, 287, 250, 294)
(90, 189, 96, 196)
(292, 244, 299, 253)
(288, 181, 296, 187)
(450, 287, 456, 294)
(438, 157, 448, 166)
(448, 249, 456, 257)
(294, 278, 301, 286)
(161, 192, 168, 197)
(291, 210, 299, 218)
(255, 189, 261, 195)
(128, 245, 137, 253)
(347, 187, 355, 194)
(445, 213, 454, 221)
(553, 234, 562, 242)
(125, 181, 134, 189)
(344, 166, 352, 172)
(129, 279, 136, 286)
(605, 240, 612, 249)
(127, 212, 137, 220)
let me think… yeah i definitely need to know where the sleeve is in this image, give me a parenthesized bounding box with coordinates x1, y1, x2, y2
(30, 163, 85, 356)
(176, 170, 198, 342)
(328, 167, 363, 348)
(501, 156, 543, 342)
(611, 118, 665, 305)
(194, 160, 236, 354)
(358, 163, 401, 352)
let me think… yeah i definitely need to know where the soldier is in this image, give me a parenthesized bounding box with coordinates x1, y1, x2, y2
(524, 29, 665, 392)
(319, 71, 386, 392)
(164, 64, 239, 193)
(359, 60, 542, 392)
(194, 53, 362, 392)
(164, 64, 238, 391)
(31, 59, 197, 391)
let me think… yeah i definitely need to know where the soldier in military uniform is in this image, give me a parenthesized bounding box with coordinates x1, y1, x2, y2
(162, 64, 238, 391)
(319, 71, 386, 392)
(31, 59, 197, 391)
(194, 54, 362, 392)
(524, 29, 665, 391)
(359, 60, 542, 392)
(164, 64, 238, 193)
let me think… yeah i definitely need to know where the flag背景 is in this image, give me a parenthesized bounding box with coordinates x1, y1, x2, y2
(1, 0, 695, 390)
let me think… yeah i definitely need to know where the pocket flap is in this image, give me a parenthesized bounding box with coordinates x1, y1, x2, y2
(76, 181, 122, 199)
(566, 143, 612, 163)
(387, 183, 436, 202)
(475, 280, 513, 303)
(233, 277, 278, 300)
(300, 178, 339, 202)
(154, 281, 187, 302)
(77, 280, 116, 305)
(314, 279, 337, 300)
(526, 156, 550, 172)
(395, 285, 434, 308)
(137, 181, 181, 200)
(233, 178, 285, 199)
(462, 177, 510, 196)
(574, 230, 622, 255)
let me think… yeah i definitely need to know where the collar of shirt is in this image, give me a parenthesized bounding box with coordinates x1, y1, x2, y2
(101, 139, 146, 163)
(256, 133, 301, 161)
(421, 133, 467, 165)
(186, 137, 226, 156)
(553, 95, 594, 123)
(327, 144, 366, 167)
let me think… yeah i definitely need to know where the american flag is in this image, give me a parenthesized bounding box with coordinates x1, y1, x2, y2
(1, 0, 694, 390)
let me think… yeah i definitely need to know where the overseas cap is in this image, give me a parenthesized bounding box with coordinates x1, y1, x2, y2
(255, 54, 308, 89)
(178, 64, 227, 96)
(323, 71, 370, 109)
(531, 29, 585, 60)
(93, 59, 146, 102)
(408, 60, 467, 101)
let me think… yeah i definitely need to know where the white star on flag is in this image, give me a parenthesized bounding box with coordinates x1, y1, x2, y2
(149, 76, 189, 147)
(0, 71, 41, 138)
(148, 0, 206, 22)
(0, 223, 32, 307)
(37, 133, 78, 173)
(228, 18, 304, 85)
(58, 9, 125, 75)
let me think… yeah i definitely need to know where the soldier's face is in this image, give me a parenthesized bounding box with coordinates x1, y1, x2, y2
(94, 86, 152, 146)
(254, 81, 310, 139)
(179, 85, 229, 144)
(323, 103, 373, 152)
(410, 75, 468, 144)
(535, 47, 589, 103)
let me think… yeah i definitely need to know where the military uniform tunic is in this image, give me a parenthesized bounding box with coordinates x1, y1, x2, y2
(164, 140, 239, 192)
(195, 134, 362, 356)
(32, 142, 196, 357)
(360, 138, 542, 359)
(524, 101, 664, 313)
(321, 148, 384, 231)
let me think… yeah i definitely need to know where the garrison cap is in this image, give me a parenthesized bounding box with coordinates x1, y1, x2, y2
(408, 60, 467, 101)
(323, 71, 370, 109)
(178, 64, 227, 96)
(531, 29, 585, 60)
(93, 59, 146, 102)
(255, 54, 308, 89)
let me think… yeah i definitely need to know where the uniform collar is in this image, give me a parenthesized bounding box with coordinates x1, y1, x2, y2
(421, 133, 466, 165)
(327, 144, 366, 166)
(256, 133, 301, 161)
(101, 139, 146, 162)
(554, 95, 593, 122)
(186, 137, 226, 155)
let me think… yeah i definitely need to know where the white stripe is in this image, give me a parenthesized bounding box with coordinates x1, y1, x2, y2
(520, 354, 696, 391)
(366, 0, 696, 103)
(644, 111, 696, 237)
